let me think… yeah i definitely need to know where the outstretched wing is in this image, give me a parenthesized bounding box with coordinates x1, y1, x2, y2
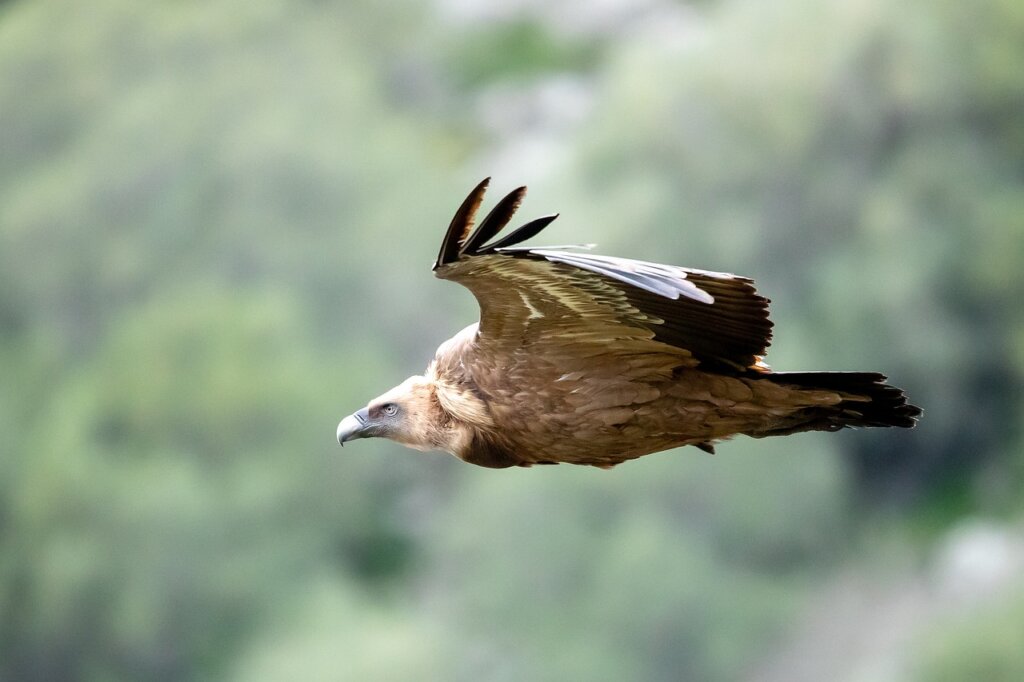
(433, 180, 773, 372)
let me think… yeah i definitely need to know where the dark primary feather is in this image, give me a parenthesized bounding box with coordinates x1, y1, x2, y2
(434, 177, 490, 270)
(460, 186, 527, 257)
(478, 214, 560, 253)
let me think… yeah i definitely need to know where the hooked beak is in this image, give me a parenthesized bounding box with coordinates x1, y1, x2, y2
(337, 407, 371, 446)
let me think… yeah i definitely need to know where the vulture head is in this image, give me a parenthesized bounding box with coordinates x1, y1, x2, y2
(336, 375, 445, 451)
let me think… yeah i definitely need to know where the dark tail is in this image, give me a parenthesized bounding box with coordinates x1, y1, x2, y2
(753, 371, 922, 437)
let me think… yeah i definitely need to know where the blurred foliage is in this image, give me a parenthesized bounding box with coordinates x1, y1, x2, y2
(1, 0, 1021, 680)
(913, 586, 1024, 682)
(444, 19, 601, 88)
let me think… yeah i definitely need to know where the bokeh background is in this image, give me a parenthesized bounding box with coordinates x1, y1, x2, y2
(2, 0, 1023, 680)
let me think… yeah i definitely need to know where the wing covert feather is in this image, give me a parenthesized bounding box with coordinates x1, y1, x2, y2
(437, 252, 772, 370)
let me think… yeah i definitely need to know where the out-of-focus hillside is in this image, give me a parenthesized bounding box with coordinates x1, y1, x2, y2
(1, 0, 1022, 680)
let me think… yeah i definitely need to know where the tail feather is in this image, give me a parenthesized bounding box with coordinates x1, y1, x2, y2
(756, 371, 922, 436)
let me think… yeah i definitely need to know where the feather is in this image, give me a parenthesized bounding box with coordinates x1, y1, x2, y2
(434, 177, 490, 270)
(552, 252, 706, 302)
(460, 186, 527, 256)
(528, 250, 716, 304)
(481, 214, 560, 252)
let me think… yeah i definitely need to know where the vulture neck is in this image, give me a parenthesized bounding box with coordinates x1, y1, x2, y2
(425, 342, 499, 460)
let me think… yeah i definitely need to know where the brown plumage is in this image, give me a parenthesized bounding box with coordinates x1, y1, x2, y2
(336, 179, 922, 468)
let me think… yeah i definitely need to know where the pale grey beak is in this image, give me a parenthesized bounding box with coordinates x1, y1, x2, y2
(337, 407, 370, 445)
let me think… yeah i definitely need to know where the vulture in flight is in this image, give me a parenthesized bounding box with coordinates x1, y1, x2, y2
(337, 179, 921, 468)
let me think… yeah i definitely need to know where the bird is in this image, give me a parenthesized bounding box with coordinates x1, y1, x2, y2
(336, 179, 921, 468)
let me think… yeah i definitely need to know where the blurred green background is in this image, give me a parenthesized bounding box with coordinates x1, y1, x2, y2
(2, 0, 1022, 680)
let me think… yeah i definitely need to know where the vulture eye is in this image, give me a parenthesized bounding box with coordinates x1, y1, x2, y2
(382, 403, 398, 416)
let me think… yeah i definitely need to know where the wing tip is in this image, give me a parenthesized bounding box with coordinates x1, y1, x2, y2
(435, 179, 561, 270)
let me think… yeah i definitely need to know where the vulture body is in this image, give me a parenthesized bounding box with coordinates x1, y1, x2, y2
(337, 179, 921, 468)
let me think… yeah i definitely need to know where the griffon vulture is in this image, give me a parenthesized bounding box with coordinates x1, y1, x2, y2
(337, 179, 921, 468)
